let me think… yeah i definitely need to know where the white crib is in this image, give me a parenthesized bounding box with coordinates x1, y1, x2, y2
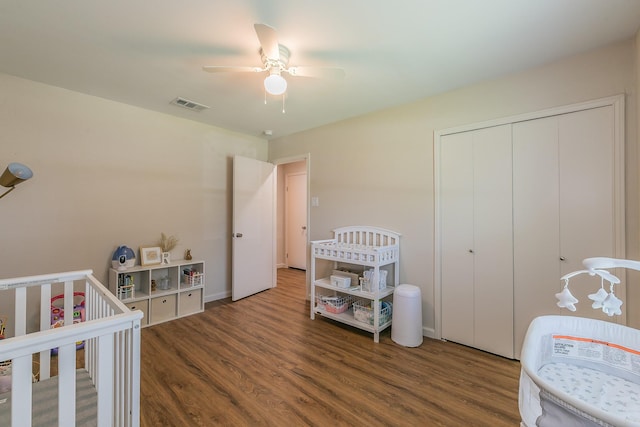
(0, 270, 142, 427)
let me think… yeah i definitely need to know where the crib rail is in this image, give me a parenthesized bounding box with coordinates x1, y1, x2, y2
(332, 226, 401, 247)
(312, 226, 401, 266)
(311, 240, 399, 265)
(0, 270, 142, 427)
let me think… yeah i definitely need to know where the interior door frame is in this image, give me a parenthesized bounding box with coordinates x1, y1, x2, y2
(433, 95, 625, 341)
(273, 153, 311, 297)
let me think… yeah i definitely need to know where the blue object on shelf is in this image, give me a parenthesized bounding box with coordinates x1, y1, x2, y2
(112, 245, 136, 269)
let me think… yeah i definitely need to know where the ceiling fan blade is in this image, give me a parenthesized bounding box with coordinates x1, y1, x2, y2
(287, 66, 346, 80)
(202, 66, 263, 73)
(254, 23, 280, 60)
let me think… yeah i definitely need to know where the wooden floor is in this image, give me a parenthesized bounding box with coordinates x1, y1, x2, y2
(140, 268, 521, 426)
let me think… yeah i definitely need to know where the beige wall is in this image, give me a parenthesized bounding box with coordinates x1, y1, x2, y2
(269, 38, 639, 334)
(0, 73, 268, 307)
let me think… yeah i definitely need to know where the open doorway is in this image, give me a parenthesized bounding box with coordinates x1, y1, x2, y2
(229, 155, 308, 303)
(285, 171, 307, 269)
(275, 158, 308, 272)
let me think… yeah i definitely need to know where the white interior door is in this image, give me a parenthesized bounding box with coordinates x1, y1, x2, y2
(513, 105, 619, 358)
(285, 172, 307, 270)
(558, 106, 620, 320)
(513, 116, 561, 359)
(440, 125, 514, 359)
(472, 125, 513, 359)
(232, 156, 276, 301)
(440, 131, 475, 347)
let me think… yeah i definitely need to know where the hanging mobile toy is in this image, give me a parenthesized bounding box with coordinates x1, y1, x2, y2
(557, 258, 626, 316)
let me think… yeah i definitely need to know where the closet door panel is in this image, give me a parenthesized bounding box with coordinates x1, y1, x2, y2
(559, 106, 617, 320)
(512, 117, 561, 359)
(440, 132, 474, 346)
(473, 125, 513, 358)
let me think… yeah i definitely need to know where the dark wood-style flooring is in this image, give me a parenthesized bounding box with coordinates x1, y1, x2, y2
(140, 268, 521, 426)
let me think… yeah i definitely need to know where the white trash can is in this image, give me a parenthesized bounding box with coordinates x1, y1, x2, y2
(391, 284, 423, 347)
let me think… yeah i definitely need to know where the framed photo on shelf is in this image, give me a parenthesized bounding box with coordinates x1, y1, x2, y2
(140, 246, 162, 266)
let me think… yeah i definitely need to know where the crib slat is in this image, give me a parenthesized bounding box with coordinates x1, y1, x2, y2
(97, 333, 115, 427)
(64, 280, 74, 326)
(58, 342, 77, 426)
(12, 354, 32, 427)
(39, 283, 51, 381)
(14, 287, 27, 336)
(58, 279, 76, 425)
(85, 280, 95, 380)
(130, 322, 141, 427)
(113, 331, 125, 426)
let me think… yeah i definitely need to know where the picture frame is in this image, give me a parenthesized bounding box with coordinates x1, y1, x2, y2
(140, 246, 162, 266)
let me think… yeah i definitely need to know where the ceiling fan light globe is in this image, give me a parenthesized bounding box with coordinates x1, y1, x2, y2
(264, 74, 287, 95)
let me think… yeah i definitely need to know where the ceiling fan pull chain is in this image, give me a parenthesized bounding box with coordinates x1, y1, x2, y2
(282, 94, 286, 114)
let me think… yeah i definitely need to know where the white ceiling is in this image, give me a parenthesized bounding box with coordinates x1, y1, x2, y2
(1, 0, 639, 139)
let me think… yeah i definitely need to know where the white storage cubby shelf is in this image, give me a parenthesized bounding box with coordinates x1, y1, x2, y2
(310, 226, 400, 343)
(108, 260, 205, 327)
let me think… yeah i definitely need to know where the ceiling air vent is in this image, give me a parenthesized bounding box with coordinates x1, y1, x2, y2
(170, 97, 210, 112)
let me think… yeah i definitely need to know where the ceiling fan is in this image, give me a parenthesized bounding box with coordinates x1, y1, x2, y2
(203, 24, 345, 99)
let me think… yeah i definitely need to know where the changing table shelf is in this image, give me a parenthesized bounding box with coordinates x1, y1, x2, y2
(310, 226, 400, 343)
(313, 277, 395, 299)
(313, 307, 393, 334)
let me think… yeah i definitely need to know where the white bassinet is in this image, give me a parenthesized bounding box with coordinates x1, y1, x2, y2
(0, 270, 142, 427)
(520, 315, 640, 427)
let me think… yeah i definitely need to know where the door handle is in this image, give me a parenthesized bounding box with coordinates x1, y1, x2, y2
(234, 233, 243, 238)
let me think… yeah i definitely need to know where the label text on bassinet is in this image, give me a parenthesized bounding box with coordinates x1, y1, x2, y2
(551, 334, 640, 375)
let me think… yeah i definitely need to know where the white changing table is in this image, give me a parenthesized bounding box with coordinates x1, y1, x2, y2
(310, 226, 400, 342)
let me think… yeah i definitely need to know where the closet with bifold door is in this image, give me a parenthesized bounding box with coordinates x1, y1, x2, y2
(439, 124, 514, 358)
(436, 96, 625, 360)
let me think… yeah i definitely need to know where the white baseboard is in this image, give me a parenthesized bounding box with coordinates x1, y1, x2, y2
(204, 290, 230, 303)
(423, 327, 436, 339)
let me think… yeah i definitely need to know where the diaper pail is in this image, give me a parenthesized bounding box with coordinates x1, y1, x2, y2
(391, 284, 423, 347)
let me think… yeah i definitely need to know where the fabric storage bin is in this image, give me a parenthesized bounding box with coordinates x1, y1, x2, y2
(179, 289, 203, 315)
